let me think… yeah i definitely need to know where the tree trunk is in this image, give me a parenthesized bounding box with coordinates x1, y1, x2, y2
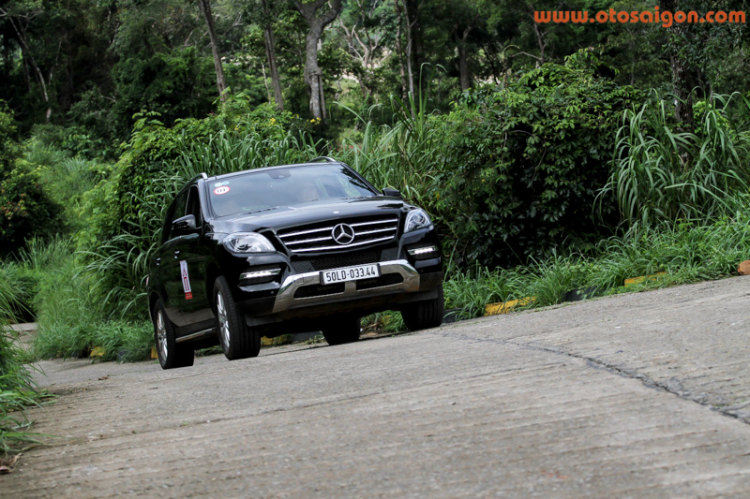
(458, 27, 473, 91)
(197, 0, 227, 103)
(294, 0, 343, 122)
(660, 0, 693, 131)
(404, 0, 424, 93)
(402, 0, 415, 100)
(1, 9, 52, 121)
(394, 0, 407, 99)
(261, 0, 283, 111)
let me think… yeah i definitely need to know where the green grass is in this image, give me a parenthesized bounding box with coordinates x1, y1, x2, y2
(0, 274, 49, 457)
(443, 210, 750, 321)
(602, 92, 750, 228)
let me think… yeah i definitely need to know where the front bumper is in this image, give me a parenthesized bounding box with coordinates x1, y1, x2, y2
(272, 259, 420, 314)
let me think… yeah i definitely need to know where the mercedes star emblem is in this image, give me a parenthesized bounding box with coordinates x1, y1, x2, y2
(332, 223, 356, 245)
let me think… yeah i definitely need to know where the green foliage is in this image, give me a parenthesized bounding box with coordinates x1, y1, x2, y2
(0, 260, 46, 456)
(438, 54, 642, 266)
(0, 159, 65, 255)
(34, 319, 153, 363)
(112, 47, 217, 133)
(442, 203, 750, 320)
(603, 91, 750, 228)
(0, 103, 64, 255)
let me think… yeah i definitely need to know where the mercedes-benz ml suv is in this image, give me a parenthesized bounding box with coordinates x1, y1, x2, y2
(147, 157, 444, 369)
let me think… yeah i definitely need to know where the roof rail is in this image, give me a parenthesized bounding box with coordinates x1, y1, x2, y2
(310, 156, 338, 163)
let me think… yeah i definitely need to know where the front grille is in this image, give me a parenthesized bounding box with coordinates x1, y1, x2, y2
(277, 215, 399, 254)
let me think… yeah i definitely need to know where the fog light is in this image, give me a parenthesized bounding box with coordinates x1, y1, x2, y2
(407, 246, 437, 256)
(239, 268, 281, 284)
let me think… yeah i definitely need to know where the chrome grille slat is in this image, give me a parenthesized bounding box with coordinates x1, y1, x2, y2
(350, 219, 398, 227)
(285, 236, 334, 246)
(280, 227, 333, 238)
(289, 236, 394, 253)
(278, 216, 400, 254)
(355, 227, 397, 237)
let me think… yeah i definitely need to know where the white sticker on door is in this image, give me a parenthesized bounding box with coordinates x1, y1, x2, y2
(180, 260, 193, 300)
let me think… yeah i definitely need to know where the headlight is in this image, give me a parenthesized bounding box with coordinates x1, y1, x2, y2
(223, 232, 275, 253)
(404, 208, 432, 233)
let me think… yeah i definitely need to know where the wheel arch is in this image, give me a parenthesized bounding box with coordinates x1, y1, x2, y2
(205, 262, 222, 309)
(148, 291, 161, 321)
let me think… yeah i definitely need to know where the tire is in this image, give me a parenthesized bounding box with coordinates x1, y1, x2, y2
(153, 299, 194, 369)
(214, 276, 260, 360)
(401, 285, 445, 331)
(322, 316, 361, 345)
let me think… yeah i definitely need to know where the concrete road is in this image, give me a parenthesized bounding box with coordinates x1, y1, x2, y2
(3, 276, 750, 497)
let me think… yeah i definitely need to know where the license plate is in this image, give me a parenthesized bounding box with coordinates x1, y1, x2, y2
(321, 264, 380, 285)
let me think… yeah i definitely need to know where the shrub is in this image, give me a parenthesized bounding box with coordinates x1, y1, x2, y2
(433, 50, 643, 267)
(0, 103, 65, 256)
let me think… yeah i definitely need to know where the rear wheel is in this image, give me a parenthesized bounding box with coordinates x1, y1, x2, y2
(322, 316, 361, 345)
(401, 286, 444, 331)
(152, 299, 194, 369)
(214, 276, 260, 360)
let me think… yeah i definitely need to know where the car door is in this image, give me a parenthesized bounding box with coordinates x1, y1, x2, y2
(154, 189, 190, 323)
(176, 185, 215, 326)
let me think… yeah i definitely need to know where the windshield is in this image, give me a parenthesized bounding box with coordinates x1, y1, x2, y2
(208, 164, 378, 217)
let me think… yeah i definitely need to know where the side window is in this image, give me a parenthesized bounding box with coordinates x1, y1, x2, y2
(165, 189, 189, 242)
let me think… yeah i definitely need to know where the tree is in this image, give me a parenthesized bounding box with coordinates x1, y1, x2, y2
(0, 0, 57, 122)
(260, 0, 284, 111)
(197, 0, 228, 103)
(294, 0, 343, 121)
(336, 0, 391, 103)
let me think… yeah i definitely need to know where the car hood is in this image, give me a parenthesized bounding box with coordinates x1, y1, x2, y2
(209, 197, 409, 234)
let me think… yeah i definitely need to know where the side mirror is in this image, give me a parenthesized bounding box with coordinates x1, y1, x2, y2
(382, 188, 402, 199)
(172, 214, 197, 233)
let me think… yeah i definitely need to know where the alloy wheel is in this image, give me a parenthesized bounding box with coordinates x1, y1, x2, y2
(217, 291, 230, 349)
(156, 311, 168, 360)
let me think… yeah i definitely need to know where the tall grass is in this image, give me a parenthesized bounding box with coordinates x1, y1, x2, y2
(0, 269, 46, 456)
(11, 238, 153, 362)
(337, 92, 442, 206)
(602, 92, 750, 227)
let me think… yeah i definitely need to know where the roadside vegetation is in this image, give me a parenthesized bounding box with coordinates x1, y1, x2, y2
(0, 271, 48, 459)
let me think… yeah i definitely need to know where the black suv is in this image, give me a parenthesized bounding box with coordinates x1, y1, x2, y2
(147, 157, 444, 369)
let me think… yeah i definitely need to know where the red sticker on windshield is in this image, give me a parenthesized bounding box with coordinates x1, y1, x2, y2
(214, 186, 230, 195)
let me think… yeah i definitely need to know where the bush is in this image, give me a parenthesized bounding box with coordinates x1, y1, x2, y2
(0, 160, 64, 257)
(0, 103, 64, 256)
(433, 51, 643, 267)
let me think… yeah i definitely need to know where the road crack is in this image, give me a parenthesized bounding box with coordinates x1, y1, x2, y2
(427, 329, 750, 426)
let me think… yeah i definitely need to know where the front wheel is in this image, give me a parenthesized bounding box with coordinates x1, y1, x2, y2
(400, 286, 444, 331)
(322, 316, 361, 345)
(214, 276, 260, 360)
(152, 299, 194, 369)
